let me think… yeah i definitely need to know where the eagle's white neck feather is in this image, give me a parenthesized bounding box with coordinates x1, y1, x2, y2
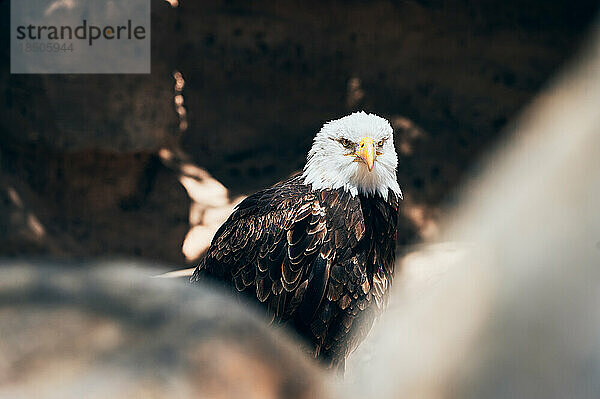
(302, 112, 402, 200)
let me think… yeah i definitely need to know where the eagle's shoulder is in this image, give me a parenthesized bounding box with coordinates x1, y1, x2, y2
(192, 174, 366, 323)
(192, 175, 325, 318)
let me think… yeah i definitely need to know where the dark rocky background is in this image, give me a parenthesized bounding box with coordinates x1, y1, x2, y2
(1, 0, 598, 266)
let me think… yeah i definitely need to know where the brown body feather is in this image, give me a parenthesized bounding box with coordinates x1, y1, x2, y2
(191, 174, 399, 370)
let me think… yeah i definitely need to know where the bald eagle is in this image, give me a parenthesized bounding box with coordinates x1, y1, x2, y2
(192, 112, 402, 370)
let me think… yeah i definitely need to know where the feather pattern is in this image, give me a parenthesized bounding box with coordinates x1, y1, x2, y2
(191, 174, 399, 370)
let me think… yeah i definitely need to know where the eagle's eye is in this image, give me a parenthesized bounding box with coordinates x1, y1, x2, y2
(377, 138, 387, 147)
(338, 138, 356, 150)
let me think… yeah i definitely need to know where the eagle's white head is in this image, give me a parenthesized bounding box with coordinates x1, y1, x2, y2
(302, 112, 402, 200)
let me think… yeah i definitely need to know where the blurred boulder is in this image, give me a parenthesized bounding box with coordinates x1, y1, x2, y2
(0, 260, 326, 399)
(343, 21, 600, 399)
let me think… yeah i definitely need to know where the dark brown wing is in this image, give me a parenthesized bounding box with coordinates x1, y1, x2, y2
(191, 176, 364, 323)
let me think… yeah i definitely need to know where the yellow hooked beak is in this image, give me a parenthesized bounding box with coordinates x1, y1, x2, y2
(355, 137, 376, 171)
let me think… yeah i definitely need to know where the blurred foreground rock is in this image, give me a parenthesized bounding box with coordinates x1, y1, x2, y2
(0, 260, 326, 399)
(343, 21, 600, 399)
